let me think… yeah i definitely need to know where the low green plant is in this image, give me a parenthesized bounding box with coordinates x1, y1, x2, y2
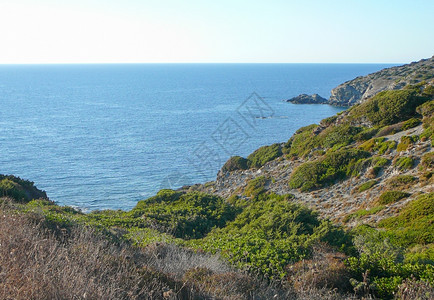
(289, 149, 371, 191)
(243, 176, 268, 198)
(247, 143, 282, 168)
(357, 180, 377, 193)
(401, 118, 422, 130)
(394, 156, 415, 170)
(377, 191, 410, 205)
(397, 135, 419, 152)
(387, 175, 417, 189)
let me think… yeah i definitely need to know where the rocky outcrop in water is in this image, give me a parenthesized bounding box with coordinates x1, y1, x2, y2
(286, 93, 328, 104)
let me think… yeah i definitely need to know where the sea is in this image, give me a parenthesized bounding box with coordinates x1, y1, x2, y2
(0, 63, 395, 211)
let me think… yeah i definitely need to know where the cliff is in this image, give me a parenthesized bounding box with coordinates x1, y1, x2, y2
(329, 56, 434, 106)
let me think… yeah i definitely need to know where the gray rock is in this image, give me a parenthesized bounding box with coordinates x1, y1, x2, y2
(286, 93, 328, 104)
(328, 56, 434, 106)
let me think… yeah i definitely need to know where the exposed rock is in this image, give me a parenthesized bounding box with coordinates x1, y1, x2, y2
(328, 56, 434, 106)
(286, 93, 328, 104)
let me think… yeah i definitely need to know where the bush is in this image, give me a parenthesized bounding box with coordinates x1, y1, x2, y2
(0, 175, 47, 202)
(377, 191, 410, 205)
(132, 191, 238, 239)
(397, 135, 419, 152)
(349, 89, 429, 126)
(378, 193, 434, 247)
(394, 156, 415, 170)
(402, 118, 422, 130)
(421, 152, 434, 170)
(289, 149, 371, 191)
(220, 156, 249, 173)
(357, 180, 377, 193)
(247, 143, 282, 168)
(243, 176, 268, 197)
(387, 175, 417, 189)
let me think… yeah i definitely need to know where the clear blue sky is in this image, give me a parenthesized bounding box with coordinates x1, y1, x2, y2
(0, 0, 433, 63)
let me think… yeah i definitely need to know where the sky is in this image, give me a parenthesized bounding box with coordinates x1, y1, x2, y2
(0, 0, 433, 64)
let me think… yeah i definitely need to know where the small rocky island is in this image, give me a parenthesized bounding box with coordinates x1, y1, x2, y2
(286, 93, 328, 104)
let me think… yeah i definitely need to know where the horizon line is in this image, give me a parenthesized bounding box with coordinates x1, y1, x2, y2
(0, 61, 404, 66)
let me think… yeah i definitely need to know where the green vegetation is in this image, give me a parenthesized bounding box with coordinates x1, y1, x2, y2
(349, 89, 429, 126)
(397, 135, 419, 152)
(387, 175, 417, 189)
(377, 191, 411, 205)
(421, 152, 434, 170)
(344, 205, 385, 222)
(188, 192, 351, 279)
(131, 190, 237, 239)
(220, 156, 249, 173)
(378, 193, 434, 247)
(394, 156, 415, 170)
(243, 176, 268, 197)
(357, 180, 377, 193)
(247, 143, 282, 168)
(0, 175, 47, 202)
(359, 137, 397, 154)
(401, 118, 422, 130)
(289, 149, 371, 191)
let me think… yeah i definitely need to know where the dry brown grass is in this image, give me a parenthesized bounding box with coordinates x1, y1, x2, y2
(0, 210, 176, 299)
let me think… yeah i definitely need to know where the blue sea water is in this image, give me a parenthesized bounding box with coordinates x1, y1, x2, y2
(0, 63, 395, 210)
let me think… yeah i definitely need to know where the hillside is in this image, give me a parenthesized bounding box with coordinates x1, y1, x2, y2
(1, 60, 433, 299)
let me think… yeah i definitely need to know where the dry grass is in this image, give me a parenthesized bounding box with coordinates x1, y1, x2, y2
(0, 210, 175, 299)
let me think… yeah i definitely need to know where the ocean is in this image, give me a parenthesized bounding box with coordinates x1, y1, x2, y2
(0, 63, 395, 210)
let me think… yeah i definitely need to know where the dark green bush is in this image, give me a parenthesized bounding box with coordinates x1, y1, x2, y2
(220, 156, 249, 173)
(402, 118, 422, 130)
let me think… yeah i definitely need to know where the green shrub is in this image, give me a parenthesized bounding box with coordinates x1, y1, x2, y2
(357, 180, 378, 192)
(243, 176, 268, 198)
(416, 100, 434, 118)
(247, 143, 282, 168)
(349, 89, 429, 126)
(354, 127, 379, 141)
(359, 137, 396, 154)
(378, 193, 434, 247)
(289, 149, 371, 191)
(402, 118, 422, 130)
(397, 135, 419, 152)
(221, 156, 249, 173)
(377, 191, 410, 205)
(0, 175, 47, 202)
(420, 152, 434, 170)
(394, 156, 415, 170)
(131, 191, 238, 239)
(189, 193, 351, 278)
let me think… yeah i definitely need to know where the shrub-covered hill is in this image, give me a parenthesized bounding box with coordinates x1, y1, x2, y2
(2, 63, 433, 299)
